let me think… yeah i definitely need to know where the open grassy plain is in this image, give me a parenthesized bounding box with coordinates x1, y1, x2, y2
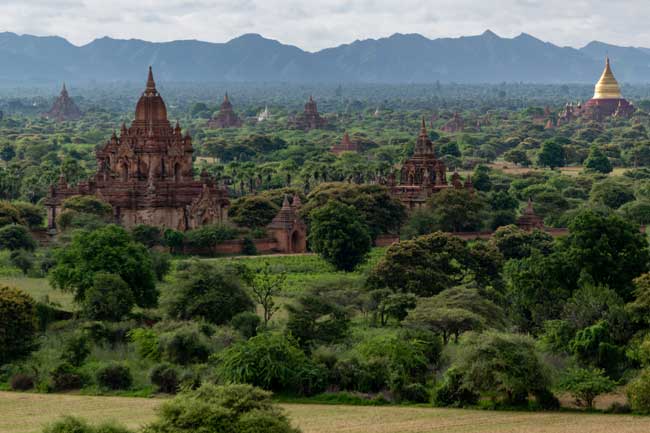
(2, 391, 650, 433)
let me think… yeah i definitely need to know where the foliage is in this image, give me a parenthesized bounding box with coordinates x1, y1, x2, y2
(150, 363, 180, 394)
(537, 139, 565, 169)
(184, 224, 238, 248)
(628, 368, 650, 414)
(83, 273, 135, 321)
(434, 367, 479, 407)
(10, 373, 35, 391)
(131, 224, 162, 248)
(286, 291, 350, 348)
(0, 201, 23, 227)
(584, 146, 612, 174)
(10, 249, 33, 274)
(308, 200, 372, 272)
(216, 332, 318, 394)
(166, 260, 254, 325)
(49, 224, 158, 308)
(489, 225, 553, 260)
(43, 416, 132, 433)
(231, 311, 261, 339)
(50, 362, 84, 391)
(0, 286, 37, 365)
(13, 201, 44, 228)
(0, 224, 36, 251)
(158, 325, 212, 365)
(558, 368, 615, 409)
(96, 363, 133, 390)
(142, 383, 300, 433)
(150, 251, 172, 282)
(60, 333, 91, 367)
(427, 188, 486, 232)
(230, 196, 279, 228)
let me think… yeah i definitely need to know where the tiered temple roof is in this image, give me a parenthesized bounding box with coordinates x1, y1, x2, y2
(331, 132, 357, 155)
(290, 96, 327, 130)
(208, 93, 243, 128)
(45, 67, 229, 232)
(44, 83, 82, 121)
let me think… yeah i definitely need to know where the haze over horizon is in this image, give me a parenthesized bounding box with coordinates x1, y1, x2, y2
(3, 0, 650, 52)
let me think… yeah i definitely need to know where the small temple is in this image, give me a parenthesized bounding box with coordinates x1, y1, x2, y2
(386, 119, 470, 209)
(516, 198, 544, 231)
(208, 93, 243, 128)
(257, 106, 270, 122)
(266, 194, 307, 253)
(289, 96, 327, 130)
(44, 83, 82, 121)
(45, 67, 229, 231)
(441, 112, 465, 133)
(558, 57, 634, 124)
(331, 132, 357, 155)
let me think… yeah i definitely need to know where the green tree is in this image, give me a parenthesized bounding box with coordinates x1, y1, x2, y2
(83, 272, 135, 321)
(538, 139, 565, 169)
(49, 224, 158, 307)
(166, 261, 254, 325)
(230, 196, 279, 228)
(428, 188, 486, 232)
(308, 200, 371, 272)
(0, 286, 37, 365)
(584, 146, 613, 174)
(0, 225, 36, 251)
(241, 262, 286, 326)
(286, 291, 350, 348)
(590, 179, 635, 209)
(558, 368, 615, 409)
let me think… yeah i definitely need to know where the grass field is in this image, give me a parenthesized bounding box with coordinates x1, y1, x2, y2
(0, 277, 75, 310)
(2, 391, 650, 433)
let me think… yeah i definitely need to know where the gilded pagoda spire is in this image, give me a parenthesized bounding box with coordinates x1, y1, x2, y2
(593, 57, 622, 99)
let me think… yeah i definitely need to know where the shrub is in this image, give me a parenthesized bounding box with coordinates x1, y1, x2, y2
(0, 224, 36, 251)
(434, 367, 479, 407)
(50, 362, 83, 391)
(131, 225, 162, 248)
(628, 368, 650, 414)
(13, 201, 44, 228)
(150, 363, 180, 394)
(10, 373, 34, 390)
(533, 389, 561, 411)
(60, 333, 91, 367)
(162, 229, 184, 253)
(400, 383, 430, 403)
(96, 364, 133, 390)
(83, 273, 135, 321)
(150, 251, 171, 282)
(43, 416, 132, 433)
(241, 237, 257, 255)
(159, 326, 211, 365)
(216, 332, 316, 394)
(0, 286, 37, 364)
(166, 261, 254, 325)
(231, 311, 261, 339)
(0, 201, 22, 227)
(558, 367, 616, 409)
(184, 224, 238, 248)
(10, 249, 33, 274)
(128, 328, 160, 361)
(142, 384, 300, 433)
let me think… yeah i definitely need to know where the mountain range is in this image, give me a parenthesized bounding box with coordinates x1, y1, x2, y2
(1, 30, 650, 84)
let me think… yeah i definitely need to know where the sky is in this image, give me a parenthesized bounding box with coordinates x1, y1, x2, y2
(2, 0, 650, 51)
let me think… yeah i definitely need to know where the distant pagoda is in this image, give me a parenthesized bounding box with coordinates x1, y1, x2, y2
(208, 93, 242, 128)
(45, 83, 82, 121)
(257, 106, 271, 122)
(331, 132, 357, 155)
(290, 96, 327, 130)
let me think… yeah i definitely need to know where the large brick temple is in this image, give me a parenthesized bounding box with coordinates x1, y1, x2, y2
(208, 93, 243, 128)
(45, 67, 229, 231)
(386, 119, 472, 208)
(44, 83, 82, 121)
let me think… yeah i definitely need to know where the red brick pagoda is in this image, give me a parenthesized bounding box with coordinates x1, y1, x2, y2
(45, 67, 229, 231)
(44, 83, 82, 121)
(331, 132, 357, 155)
(208, 93, 243, 128)
(388, 119, 469, 209)
(290, 96, 327, 130)
(266, 194, 306, 253)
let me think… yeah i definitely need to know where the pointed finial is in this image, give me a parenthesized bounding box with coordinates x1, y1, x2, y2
(146, 66, 156, 93)
(309, 95, 313, 102)
(61, 82, 68, 96)
(281, 194, 291, 209)
(224, 93, 229, 103)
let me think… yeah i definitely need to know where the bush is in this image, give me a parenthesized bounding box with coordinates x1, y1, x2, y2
(628, 368, 650, 414)
(434, 367, 479, 407)
(166, 261, 254, 325)
(0, 286, 37, 364)
(142, 383, 300, 433)
(50, 362, 83, 391)
(400, 383, 430, 403)
(150, 363, 180, 394)
(241, 237, 257, 255)
(558, 367, 616, 409)
(231, 311, 261, 339)
(131, 225, 162, 248)
(216, 332, 317, 394)
(13, 201, 44, 228)
(96, 364, 133, 390)
(60, 333, 91, 367)
(184, 224, 238, 248)
(10, 373, 34, 390)
(10, 249, 33, 274)
(0, 201, 22, 227)
(0, 224, 36, 251)
(128, 328, 160, 361)
(83, 273, 135, 322)
(159, 326, 211, 365)
(533, 389, 561, 411)
(43, 416, 132, 433)
(150, 251, 171, 282)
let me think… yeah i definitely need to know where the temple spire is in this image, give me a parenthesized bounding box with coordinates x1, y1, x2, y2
(593, 56, 621, 99)
(145, 66, 156, 95)
(420, 117, 427, 135)
(61, 82, 68, 97)
(224, 93, 229, 103)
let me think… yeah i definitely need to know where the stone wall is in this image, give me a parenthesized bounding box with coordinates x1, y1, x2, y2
(182, 238, 279, 256)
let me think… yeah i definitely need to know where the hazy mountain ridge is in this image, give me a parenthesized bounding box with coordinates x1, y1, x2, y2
(1, 30, 650, 84)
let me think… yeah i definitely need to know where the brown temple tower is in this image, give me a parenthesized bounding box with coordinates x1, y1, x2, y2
(208, 93, 243, 128)
(45, 83, 82, 121)
(331, 132, 357, 155)
(290, 96, 327, 130)
(516, 198, 544, 231)
(266, 194, 307, 253)
(389, 119, 469, 209)
(45, 67, 229, 231)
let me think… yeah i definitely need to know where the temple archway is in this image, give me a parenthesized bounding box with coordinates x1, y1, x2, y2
(291, 230, 305, 253)
(121, 163, 129, 182)
(174, 162, 181, 182)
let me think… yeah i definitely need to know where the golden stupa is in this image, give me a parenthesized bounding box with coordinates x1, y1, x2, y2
(593, 57, 622, 99)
